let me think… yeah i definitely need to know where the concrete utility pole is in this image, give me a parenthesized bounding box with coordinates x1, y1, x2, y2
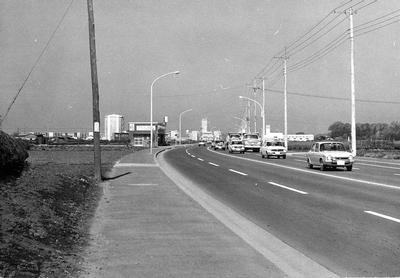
(87, 0, 102, 181)
(348, 8, 357, 156)
(262, 78, 266, 140)
(274, 48, 289, 149)
(252, 79, 257, 133)
(283, 49, 288, 150)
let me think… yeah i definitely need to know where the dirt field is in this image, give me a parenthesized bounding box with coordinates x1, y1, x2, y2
(0, 148, 134, 278)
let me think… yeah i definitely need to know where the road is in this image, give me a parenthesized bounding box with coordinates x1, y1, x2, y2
(163, 146, 400, 277)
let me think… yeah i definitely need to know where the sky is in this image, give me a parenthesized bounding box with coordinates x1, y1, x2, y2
(1, 0, 400, 135)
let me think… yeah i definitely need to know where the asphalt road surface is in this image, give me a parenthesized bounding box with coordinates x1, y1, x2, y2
(163, 146, 400, 277)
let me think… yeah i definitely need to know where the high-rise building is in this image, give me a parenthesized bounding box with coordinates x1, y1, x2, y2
(201, 118, 208, 133)
(104, 114, 123, 141)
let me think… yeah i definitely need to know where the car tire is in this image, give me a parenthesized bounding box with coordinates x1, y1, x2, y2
(320, 164, 326, 171)
(282, 155, 286, 159)
(266, 155, 270, 159)
(261, 154, 265, 158)
(346, 165, 353, 171)
(307, 159, 313, 169)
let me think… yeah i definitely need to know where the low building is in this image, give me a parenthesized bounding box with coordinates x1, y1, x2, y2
(128, 121, 167, 147)
(287, 134, 314, 141)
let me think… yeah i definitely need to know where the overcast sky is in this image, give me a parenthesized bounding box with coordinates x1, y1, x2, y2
(1, 0, 400, 135)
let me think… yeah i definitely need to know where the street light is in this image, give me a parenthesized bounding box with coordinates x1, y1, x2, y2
(179, 108, 192, 145)
(239, 95, 265, 139)
(150, 70, 180, 154)
(233, 116, 247, 133)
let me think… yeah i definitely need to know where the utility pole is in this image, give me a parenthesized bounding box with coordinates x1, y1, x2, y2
(262, 78, 266, 140)
(274, 48, 289, 149)
(348, 8, 357, 156)
(87, 0, 102, 181)
(252, 79, 257, 133)
(283, 48, 288, 150)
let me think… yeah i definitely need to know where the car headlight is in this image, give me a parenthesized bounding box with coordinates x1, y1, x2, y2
(349, 155, 354, 162)
(325, 155, 332, 162)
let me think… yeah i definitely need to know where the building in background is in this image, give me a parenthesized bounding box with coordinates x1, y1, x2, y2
(128, 121, 167, 147)
(104, 114, 124, 141)
(190, 130, 199, 141)
(201, 118, 208, 133)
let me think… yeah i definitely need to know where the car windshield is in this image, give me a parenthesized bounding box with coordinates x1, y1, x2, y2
(232, 141, 241, 145)
(265, 141, 284, 147)
(245, 134, 259, 139)
(320, 143, 346, 151)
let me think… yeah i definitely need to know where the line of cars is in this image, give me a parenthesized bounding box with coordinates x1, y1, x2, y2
(199, 133, 355, 171)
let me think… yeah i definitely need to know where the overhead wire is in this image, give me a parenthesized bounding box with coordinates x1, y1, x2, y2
(1, 0, 75, 126)
(266, 88, 400, 104)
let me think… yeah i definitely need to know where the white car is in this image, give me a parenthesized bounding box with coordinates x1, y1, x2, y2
(306, 141, 354, 171)
(228, 140, 245, 154)
(260, 141, 287, 159)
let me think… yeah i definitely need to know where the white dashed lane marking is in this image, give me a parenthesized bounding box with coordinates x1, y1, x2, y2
(229, 169, 248, 176)
(208, 162, 220, 167)
(268, 182, 308, 195)
(365, 211, 400, 224)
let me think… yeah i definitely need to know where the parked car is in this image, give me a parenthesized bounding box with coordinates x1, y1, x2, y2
(306, 141, 354, 171)
(198, 141, 206, 147)
(213, 140, 226, 150)
(260, 140, 286, 159)
(242, 133, 261, 152)
(228, 140, 245, 154)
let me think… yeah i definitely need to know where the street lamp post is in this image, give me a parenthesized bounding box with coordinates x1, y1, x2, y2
(179, 108, 192, 145)
(150, 71, 180, 154)
(239, 96, 265, 138)
(233, 116, 247, 133)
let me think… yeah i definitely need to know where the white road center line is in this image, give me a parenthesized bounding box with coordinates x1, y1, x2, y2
(394, 174, 400, 176)
(208, 162, 220, 167)
(268, 182, 308, 195)
(364, 211, 400, 224)
(197, 158, 204, 161)
(229, 169, 248, 176)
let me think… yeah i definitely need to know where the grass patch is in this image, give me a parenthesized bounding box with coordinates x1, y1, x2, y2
(1, 148, 133, 278)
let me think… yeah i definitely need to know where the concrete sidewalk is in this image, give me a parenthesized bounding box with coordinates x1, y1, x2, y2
(82, 147, 285, 278)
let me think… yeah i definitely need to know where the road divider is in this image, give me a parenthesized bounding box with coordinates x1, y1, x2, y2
(364, 211, 400, 224)
(229, 169, 248, 176)
(268, 182, 308, 195)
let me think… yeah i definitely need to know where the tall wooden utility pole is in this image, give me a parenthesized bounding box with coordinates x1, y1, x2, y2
(87, 0, 101, 181)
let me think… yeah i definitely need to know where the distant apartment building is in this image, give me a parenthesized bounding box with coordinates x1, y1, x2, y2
(190, 130, 199, 141)
(104, 114, 124, 141)
(201, 118, 208, 133)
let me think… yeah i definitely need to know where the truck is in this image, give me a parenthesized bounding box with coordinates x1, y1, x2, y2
(242, 133, 261, 152)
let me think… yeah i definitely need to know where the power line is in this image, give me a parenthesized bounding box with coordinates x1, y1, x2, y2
(354, 18, 400, 37)
(288, 31, 349, 72)
(286, 13, 346, 57)
(266, 88, 400, 104)
(0, 0, 75, 127)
